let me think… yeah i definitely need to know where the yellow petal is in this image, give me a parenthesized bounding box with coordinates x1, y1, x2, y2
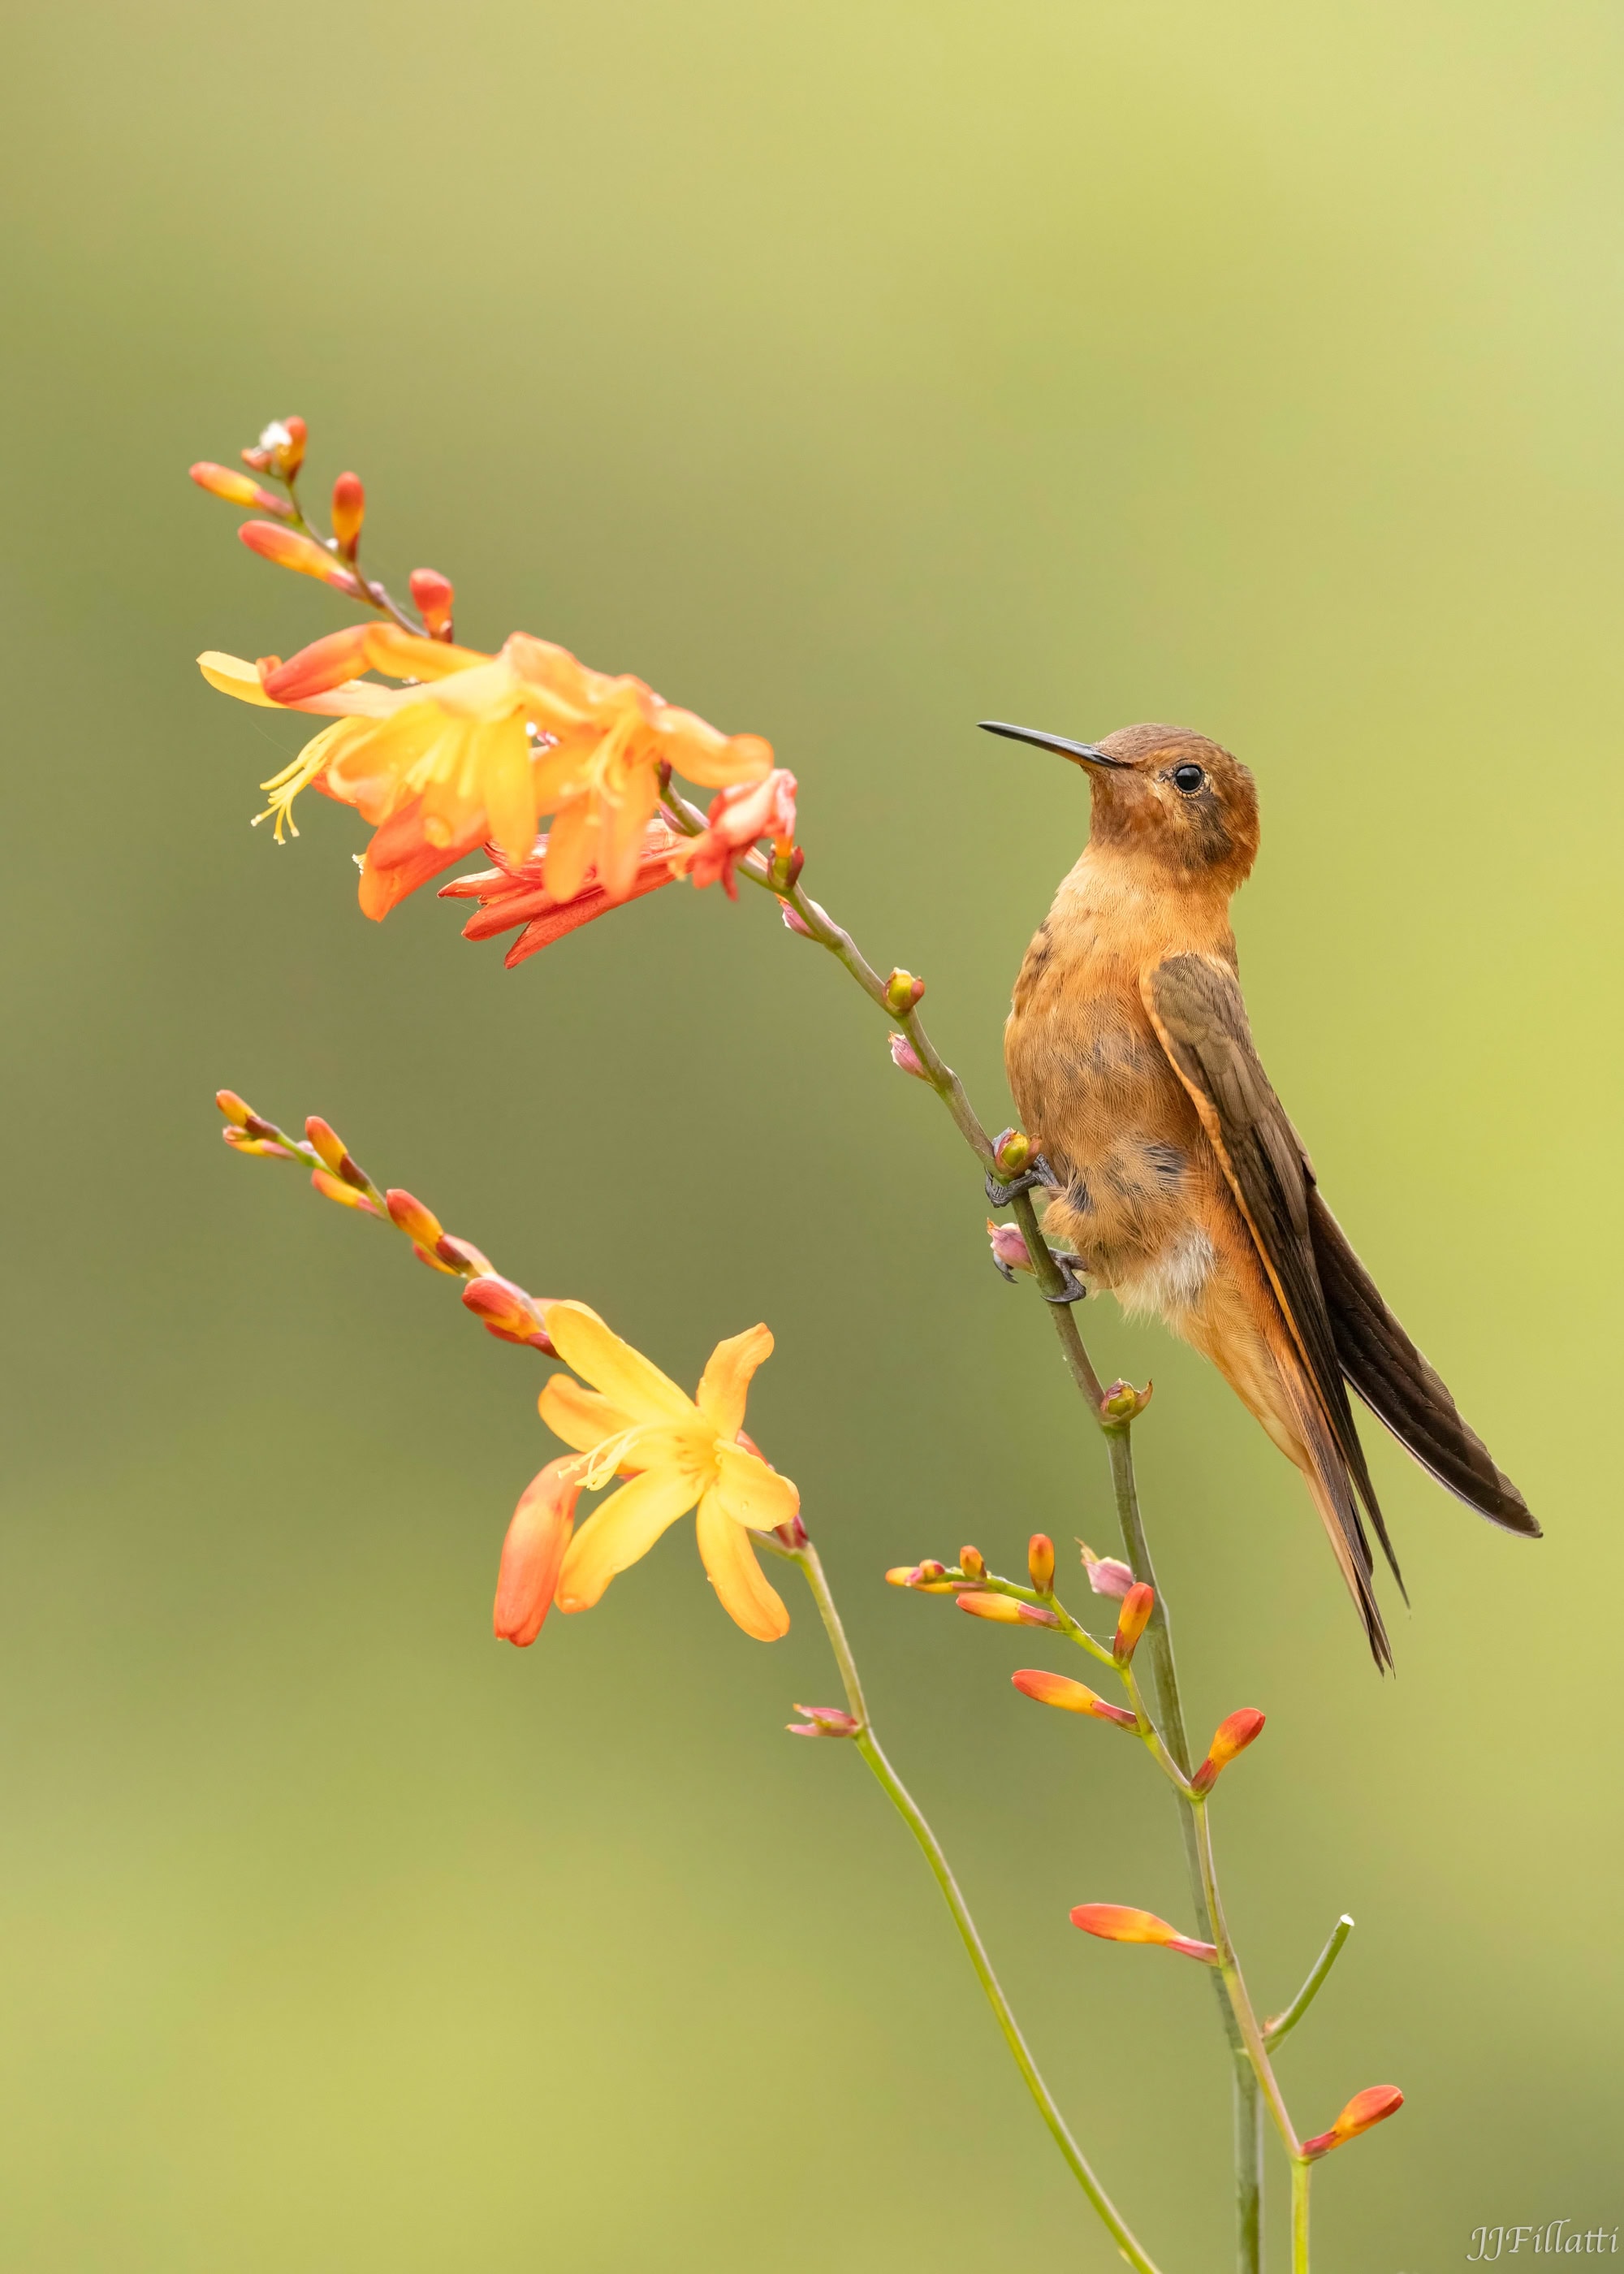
(554, 1466, 700, 1612)
(597, 763, 662, 901)
(480, 716, 542, 865)
(199, 651, 279, 707)
(695, 1491, 789, 1641)
(537, 1374, 636, 1454)
(708, 1441, 800, 1533)
(543, 1301, 698, 1427)
(695, 1325, 774, 1439)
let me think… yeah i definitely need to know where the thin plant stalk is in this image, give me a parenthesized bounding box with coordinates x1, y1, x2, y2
(779, 1534, 1165, 2274)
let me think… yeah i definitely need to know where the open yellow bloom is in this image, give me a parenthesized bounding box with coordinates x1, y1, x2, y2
(539, 1301, 798, 1641)
(198, 623, 772, 920)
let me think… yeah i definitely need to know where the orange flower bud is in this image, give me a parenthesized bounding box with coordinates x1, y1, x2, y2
(434, 1231, 495, 1275)
(189, 462, 292, 517)
(1028, 1533, 1055, 1592)
(409, 567, 455, 636)
(884, 968, 926, 1014)
(885, 1564, 917, 1587)
(307, 1114, 354, 1173)
(330, 470, 365, 557)
(1069, 1904, 1217, 1963)
(1190, 1709, 1267, 1793)
(787, 1703, 860, 1738)
(493, 1457, 581, 1645)
(215, 1088, 254, 1127)
(992, 1126, 1032, 1177)
(310, 1167, 381, 1216)
(222, 1126, 292, 1159)
(960, 1546, 986, 1580)
(238, 519, 360, 595)
(1301, 2085, 1403, 2159)
(1113, 1582, 1155, 1663)
(385, 1187, 443, 1247)
(1012, 1670, 1136, 1727)
(463, 1273, 555, 1353)
(957, 1592, 1061, 1628)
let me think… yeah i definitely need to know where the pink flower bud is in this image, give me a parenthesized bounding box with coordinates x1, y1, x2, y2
(780, 902, 814, 938)
(787, 1703, 860, 1738)
(987, 1218, 1032, 1273)
(493, 1458, 581, 1645)
(889, 1032, 929, 1081)
(1081, 1547, 1135, 1599)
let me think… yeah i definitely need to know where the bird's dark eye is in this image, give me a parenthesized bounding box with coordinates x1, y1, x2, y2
(1171, 763, 1206, 795)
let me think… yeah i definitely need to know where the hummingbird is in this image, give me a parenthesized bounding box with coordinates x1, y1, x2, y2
(983, 717, 1537, 1664)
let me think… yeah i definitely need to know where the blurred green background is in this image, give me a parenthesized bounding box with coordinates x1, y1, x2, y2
(2, 2, 1619, 2267)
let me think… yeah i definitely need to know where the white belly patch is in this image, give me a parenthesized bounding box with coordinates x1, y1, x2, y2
(1114, 1227, 1216, 1322)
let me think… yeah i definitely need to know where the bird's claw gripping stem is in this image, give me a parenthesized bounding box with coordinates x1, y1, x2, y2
(984, 1152, 1059, 1208)
(1043, 1253, 1089, 1305)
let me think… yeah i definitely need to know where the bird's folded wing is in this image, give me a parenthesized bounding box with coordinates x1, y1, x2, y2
(1141, 953, 1403, 1629)
(1142, 953, 1535, 1543)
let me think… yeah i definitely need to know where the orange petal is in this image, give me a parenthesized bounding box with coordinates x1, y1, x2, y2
(695, 1490, 789, 1640)
(493, 1458, 581, 1645)
(553, 1466, 700, 1612)
(541, 795, 596, 904)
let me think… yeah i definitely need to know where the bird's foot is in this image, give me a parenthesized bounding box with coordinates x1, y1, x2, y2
(1043, 1252, 1089, 1305)
(984, 1152, 1060, 1208)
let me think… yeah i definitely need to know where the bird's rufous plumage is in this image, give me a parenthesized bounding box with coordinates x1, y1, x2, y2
(987, 717, 1535, 1665)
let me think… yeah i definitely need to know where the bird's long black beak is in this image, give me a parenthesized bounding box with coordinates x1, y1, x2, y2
(978, 720, 1128, 767)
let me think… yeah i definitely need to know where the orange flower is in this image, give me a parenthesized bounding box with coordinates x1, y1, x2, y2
(1301, 2085, 1403, 2159)
(439, 822, 687, 966)
(670, 769, 797, 897)
(537, 1301, 799, 1641)
(198, 623, 771, 919)
(1069, 1904, 1217, 1963)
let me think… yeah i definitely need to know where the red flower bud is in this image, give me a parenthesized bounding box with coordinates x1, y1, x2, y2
(408, 567, 455, 637)
(1301, 2085, 1403, 2159)
(1069, 1904, 1217, 1963)
(330, 470, 365, 558)
(1113, 1582, 1155, 1663)
(1190, 1709, 1267, 1793)
(1027, 1533, 1056, 1592)
(461, 1273, 555, 1353)
(1012, 1670, 1136, 1727)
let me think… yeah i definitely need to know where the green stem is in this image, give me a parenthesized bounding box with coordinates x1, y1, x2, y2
(1264, 1918, 1354, 2049)
(1291, 2158, 1311, 2274)
(1235, 2060, 1263, 2274)
(1190, 1800, 1302, 2162)
(790, 1540, 1164, 2274)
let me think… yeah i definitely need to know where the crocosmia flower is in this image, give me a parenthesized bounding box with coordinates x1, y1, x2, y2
(538, 1301, 800, 1641)
(439, 823, 687, 966)
(198, 624, 771, 919)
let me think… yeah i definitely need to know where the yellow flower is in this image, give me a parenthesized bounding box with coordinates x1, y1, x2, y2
(198, 624, 772, 920)
(538, 1301, 798, 1641)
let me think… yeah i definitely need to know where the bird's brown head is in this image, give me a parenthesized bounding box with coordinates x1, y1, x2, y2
(980, 719, 1259, 890)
